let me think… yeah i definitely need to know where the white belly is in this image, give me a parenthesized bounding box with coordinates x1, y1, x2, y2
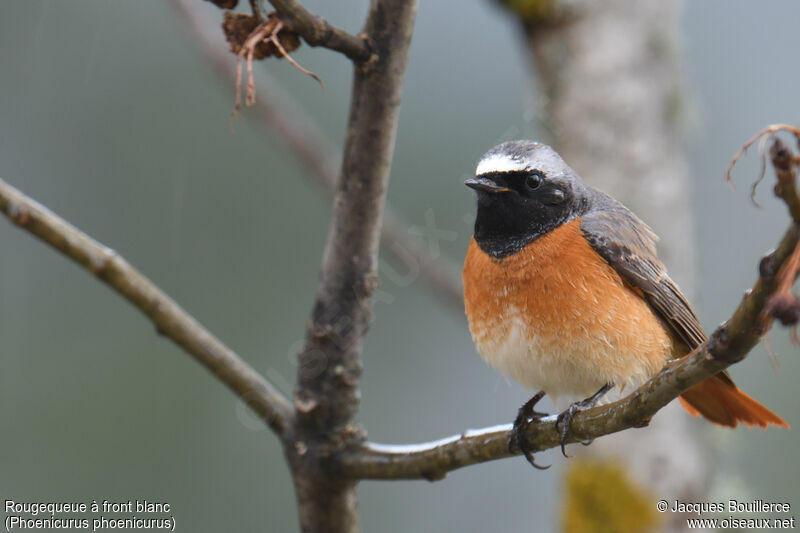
(471, 307, 664, 407)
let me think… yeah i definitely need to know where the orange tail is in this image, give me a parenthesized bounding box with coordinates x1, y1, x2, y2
(679, 373, 788, 428)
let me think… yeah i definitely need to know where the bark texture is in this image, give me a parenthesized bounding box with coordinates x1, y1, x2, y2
(285, 1, 418, 531)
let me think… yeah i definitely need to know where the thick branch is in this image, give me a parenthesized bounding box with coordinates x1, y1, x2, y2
(0, 178, 292, 437)
(292, 0, 417, 435)
(262, 0, 373, 62)
(339, 139, 800, 481)
(171, 0, 463, 312)
(286, 0, 418, 531)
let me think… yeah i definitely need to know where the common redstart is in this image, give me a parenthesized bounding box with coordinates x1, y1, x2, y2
(463, 141, 787, 468)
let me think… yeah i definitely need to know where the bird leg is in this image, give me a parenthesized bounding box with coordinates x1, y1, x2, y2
(509, 391, 550, 470)
(555, 383, 613, 458)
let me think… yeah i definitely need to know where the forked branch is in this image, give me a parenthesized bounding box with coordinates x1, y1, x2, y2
(172, 0, 464, 312)
(263, 0, 373, 63)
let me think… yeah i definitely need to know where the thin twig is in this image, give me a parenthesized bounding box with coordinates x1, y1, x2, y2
(0, 178, 293, 437)
(748, 133, 772, 208)
(761, 331, 782, 372)
(244, 22, 270, 106)
(262, 0, 374, 63)
(267, 20, 323, 87)
(725, 123, 800, 187)
(230, 17, 322, 126)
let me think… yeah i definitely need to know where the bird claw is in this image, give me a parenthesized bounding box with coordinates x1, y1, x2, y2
(509, 391, 551, 470)
(555, 406, 574, 458)
(555, 383, 612, 458)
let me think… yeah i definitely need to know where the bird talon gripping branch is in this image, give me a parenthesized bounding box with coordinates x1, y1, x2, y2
(554, 383, 612, 458)
(508, 391, 550, 470)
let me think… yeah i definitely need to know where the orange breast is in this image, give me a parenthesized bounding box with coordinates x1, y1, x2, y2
(463, 219, 678, 401)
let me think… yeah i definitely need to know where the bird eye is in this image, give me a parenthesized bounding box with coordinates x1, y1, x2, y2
(525, 172, 543, 190)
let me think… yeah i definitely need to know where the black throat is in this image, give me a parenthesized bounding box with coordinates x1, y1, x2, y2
(472, 193, 586, 259)
(473, 203, 558, 258)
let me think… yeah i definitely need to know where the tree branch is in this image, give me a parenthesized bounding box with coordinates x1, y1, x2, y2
(171, 0, 464, 312)
(0, 178, 293, 437)
(285, 0, 418, 530)
(338, 136, 800, 481)
(260, 0, 373, 63)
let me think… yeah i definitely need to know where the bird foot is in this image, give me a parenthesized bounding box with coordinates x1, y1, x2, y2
(555, 384, 612, 458)
(509, 391, 550, 470)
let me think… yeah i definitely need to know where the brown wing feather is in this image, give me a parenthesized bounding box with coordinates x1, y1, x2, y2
(578, 191, 785, 428)
(579, 195, 706, 350)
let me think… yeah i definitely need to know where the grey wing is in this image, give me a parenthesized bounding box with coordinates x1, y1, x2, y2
(580, 201, 707, 350)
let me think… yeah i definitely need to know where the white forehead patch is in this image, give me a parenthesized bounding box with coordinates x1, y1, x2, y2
(475, 153, 529, 176)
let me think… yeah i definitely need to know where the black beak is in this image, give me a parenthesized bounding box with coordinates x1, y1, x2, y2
(464, 176, 511, 194)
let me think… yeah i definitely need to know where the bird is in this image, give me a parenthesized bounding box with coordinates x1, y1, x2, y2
(462, 140, 787, 468)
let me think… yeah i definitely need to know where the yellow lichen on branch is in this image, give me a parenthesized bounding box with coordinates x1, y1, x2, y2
(561, 459, 660, 533)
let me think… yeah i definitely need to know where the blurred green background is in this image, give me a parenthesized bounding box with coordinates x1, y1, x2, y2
(1, 1, 798, 531)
